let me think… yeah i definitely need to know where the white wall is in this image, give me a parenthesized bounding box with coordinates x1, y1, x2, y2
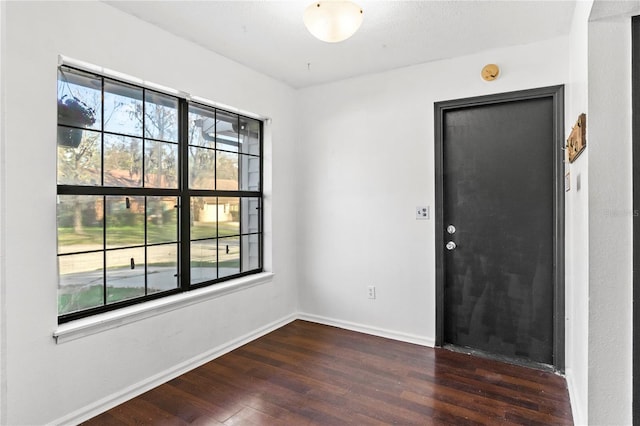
(296, 37, 569, 343)
(2, 2, 297, 424)
(587, 3, 637, 424)
(564, 1, 593, 424)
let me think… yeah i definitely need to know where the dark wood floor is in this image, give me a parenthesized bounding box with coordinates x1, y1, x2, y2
(83, 320, 573, 425)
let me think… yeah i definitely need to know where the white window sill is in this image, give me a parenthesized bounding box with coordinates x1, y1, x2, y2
(53, 272, 274, 344)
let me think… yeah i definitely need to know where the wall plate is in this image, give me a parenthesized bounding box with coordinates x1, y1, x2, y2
(416, 206, 429, 220)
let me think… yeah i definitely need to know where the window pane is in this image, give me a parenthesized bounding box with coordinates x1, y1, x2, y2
(216, 111, 239, 152)
(241, 234, 260, 272)
(189, 146, 215, 189)
(57, 128, 101, 185)
(57, 65, 264, 319)
(106, 196, 144, 248)
(147, 244, 178, 294)
(218, 197, 239, 237)
(240, 197, 261, 235)
(191, 239, 217, 284)
(219, 236, 240, 278)
(188, 105, 216, 148)
(191, 197, 217, 240)
(145, 140, 178, 189)
(145, 92, 179, 142)
(239, 117, 260, 156)
(58, 252, 104, 315)
(104, 80, 143, 137)
(147, 196, 178, 244)
(239, 154, 260, 191)
(106, 247, 145, 303)
(57, 195, 103, 254)
(57, 67, 101, 131)
(216, 151, 238, 190)
(103, 134, 143, 187)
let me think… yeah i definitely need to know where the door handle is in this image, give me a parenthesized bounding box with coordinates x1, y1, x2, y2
(447, 225, 456, 234)
(446, 241, 457, 251)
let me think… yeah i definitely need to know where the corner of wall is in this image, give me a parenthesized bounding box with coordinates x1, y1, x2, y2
(564, 1, 593, 424)
(586, 6, 635, 424)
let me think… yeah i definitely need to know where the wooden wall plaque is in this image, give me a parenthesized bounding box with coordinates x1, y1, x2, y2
(567, 113, 586, 163)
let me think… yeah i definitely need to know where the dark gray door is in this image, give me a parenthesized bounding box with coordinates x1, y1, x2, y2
(435, 87, 564, 367)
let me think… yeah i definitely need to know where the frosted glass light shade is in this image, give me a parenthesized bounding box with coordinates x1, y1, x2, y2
(303, 1, 363, 43)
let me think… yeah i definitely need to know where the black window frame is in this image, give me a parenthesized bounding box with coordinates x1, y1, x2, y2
(56, 65, 264, 324)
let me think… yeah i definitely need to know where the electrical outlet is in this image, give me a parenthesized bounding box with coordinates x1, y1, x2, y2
(367, 286, 376, 299)
(416, 206, 429, 220)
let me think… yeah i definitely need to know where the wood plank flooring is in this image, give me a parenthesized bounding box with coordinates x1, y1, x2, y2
(82, 320, 573, 425)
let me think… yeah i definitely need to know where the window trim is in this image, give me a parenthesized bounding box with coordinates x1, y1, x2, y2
(58, 56, 268, 121)
(56, 61, 265, 324)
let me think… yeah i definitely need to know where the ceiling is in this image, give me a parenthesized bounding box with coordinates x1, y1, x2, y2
(105, 0, 576, 89)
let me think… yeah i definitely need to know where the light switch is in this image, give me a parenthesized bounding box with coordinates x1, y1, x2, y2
(416, 206, 429, 220)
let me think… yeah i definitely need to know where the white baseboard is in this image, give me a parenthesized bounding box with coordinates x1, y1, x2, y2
(565, 367, 586, 426)
(297, 312, 435, 347)
(50, 313, 297, 426)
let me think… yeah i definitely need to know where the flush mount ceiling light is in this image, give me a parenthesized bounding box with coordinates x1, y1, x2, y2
(303, 1, 363, 43)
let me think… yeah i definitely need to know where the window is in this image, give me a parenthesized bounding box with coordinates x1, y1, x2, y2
(57, 66, 263, 322)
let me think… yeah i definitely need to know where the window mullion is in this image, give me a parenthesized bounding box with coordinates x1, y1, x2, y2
(142, 91, 148, 297)
(144, 196, 148, 296)
(180, 99, 191, 290)
(259, 120, 264, 270)
(102, 195, 107, 306)
(214, 109, 219, 281)
(236, 115, 243, 274)
(101, 78, 107, 306)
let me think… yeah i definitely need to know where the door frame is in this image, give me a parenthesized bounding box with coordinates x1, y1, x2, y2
(434, 86, 565, 371)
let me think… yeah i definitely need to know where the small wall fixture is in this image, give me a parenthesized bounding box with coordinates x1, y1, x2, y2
(304, 1, 363, 43)
(481, 64, 500, 81)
